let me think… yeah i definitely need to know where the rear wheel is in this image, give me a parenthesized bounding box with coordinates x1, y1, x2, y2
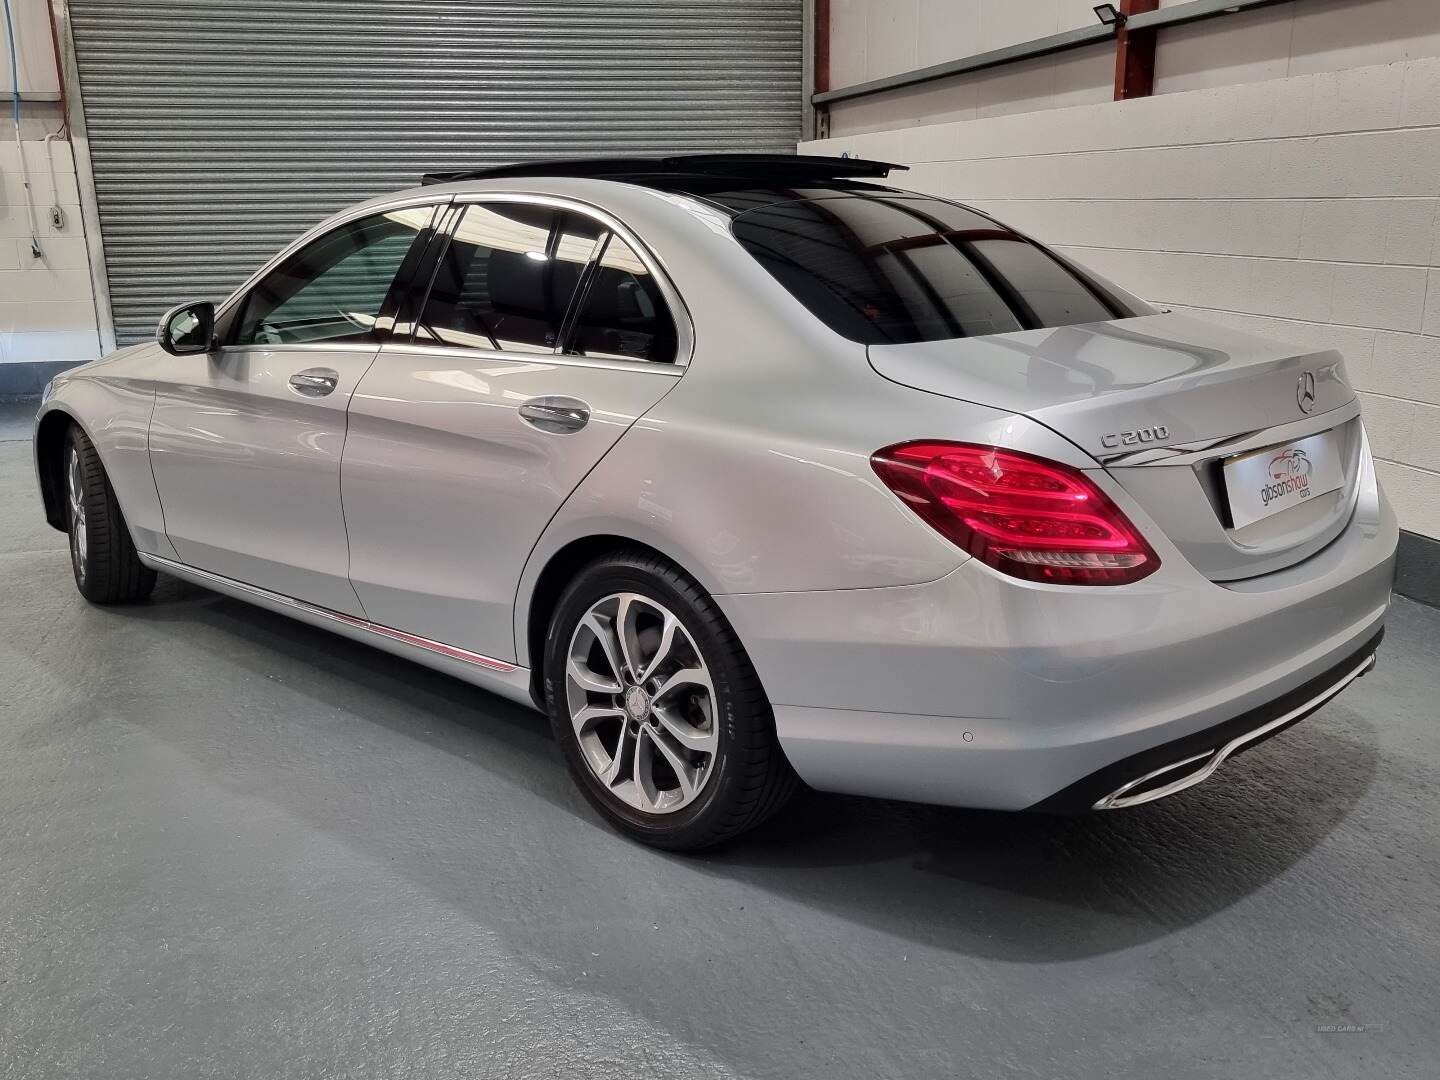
(64, 426, 156, 604)
(543, 550, 797, 850)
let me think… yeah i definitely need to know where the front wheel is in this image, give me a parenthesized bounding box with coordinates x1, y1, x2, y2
(543, 550, 797, 850)
(64, 426, 156, 604)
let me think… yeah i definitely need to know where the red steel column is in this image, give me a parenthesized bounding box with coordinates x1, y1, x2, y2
(815, 0, 831, 94)
(1114, 0, 1161, 101)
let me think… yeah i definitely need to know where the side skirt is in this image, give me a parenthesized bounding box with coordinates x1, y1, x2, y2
(138, 554, 540, 710)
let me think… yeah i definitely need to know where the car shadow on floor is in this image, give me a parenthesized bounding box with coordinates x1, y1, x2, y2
(111, 572, 1379, 965)
(693, 714, 1377, 962)
(118, 573, 571, 787)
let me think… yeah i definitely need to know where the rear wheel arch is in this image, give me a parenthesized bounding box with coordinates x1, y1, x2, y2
(535, 542, 798, 848)
(521, 534, 720, 706)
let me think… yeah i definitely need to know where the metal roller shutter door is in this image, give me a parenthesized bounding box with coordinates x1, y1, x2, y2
(67, 0, 803, 344)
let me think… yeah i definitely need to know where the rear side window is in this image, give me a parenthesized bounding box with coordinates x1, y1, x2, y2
(565, 235, 677, 364)
(731, 196, 1137, 345)
(417, 204, 603, 353)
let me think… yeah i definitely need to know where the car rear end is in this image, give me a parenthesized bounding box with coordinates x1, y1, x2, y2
(713, 185, 1397, 812)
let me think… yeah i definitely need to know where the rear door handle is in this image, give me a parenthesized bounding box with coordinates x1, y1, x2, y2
(288, 368, 339, 397)
(518, 396, 591, 434)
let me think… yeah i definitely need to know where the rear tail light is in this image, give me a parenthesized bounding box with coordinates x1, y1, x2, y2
(871, 441, 1159, 586)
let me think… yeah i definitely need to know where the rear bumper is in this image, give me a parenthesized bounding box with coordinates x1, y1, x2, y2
(717, 477, 1398, 812)
(1032, 627, 1382, 813)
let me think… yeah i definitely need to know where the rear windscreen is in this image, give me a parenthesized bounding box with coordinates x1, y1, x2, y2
(731, 196, 1149, 345)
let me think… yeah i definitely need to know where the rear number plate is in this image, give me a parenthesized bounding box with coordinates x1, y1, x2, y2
(1223, 430, 1344, 529)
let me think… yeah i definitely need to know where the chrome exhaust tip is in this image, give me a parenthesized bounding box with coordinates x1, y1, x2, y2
(1093, 652, 1377, 811)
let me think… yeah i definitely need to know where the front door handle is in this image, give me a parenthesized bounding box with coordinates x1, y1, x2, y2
(518, 396, 591, 435)
(288, 368, 339, 397)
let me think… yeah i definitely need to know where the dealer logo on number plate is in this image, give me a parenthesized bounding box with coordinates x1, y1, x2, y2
(1223, 430, 1344, 530)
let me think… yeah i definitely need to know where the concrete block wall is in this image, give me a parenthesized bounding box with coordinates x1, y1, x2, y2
(0, 136, 102, 393)
(1, 0, 103, 395)
(804, 54, 1440, 542)
(1156, 0, 1440, 93)
(827, 0, 1113, 134)
(828, 0, 1440, 136)
(830, 0, 1108, 89)
(6, 0, 59, 96)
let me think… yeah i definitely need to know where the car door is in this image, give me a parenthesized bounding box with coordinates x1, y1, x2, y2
(148, 200, 442, 614)
(342, 195, 688, 661)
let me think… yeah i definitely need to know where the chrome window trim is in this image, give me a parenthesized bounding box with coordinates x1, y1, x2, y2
(447, 190, 696, 368)
(377, 340, 684, 378)
(215, 342, 387, 357)
(209, 189, 694, 368)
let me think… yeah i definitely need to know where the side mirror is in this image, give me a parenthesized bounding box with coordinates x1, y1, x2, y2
(158, 301, 216, 356)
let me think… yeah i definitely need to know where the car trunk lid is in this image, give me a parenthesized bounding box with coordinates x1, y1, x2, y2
(868, 313, 1363, 581)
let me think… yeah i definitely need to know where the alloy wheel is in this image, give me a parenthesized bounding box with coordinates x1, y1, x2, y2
(564, 592, 719, 814)
(67, 446, 88, 581)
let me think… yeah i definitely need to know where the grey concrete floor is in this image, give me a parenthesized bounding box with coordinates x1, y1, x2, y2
(2, 401, 1438, 1080)
(0, 400, 37, 443)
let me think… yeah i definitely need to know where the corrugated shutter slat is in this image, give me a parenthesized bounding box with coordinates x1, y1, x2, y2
(68, 0, 802, 344)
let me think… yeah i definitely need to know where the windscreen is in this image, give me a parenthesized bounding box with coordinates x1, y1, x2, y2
(731, 195, 1150, 345)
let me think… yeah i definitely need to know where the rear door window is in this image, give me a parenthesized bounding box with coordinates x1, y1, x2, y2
(564, 234, 678, 364)
(416, 203, 603, 353)
(731, 195, 1134, 345)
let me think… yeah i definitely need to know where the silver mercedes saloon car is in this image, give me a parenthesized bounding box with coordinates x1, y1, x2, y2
(34, 154, 1397, 849)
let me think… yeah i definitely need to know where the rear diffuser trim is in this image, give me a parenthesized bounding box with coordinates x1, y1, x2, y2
(1030, 627, 1384, 814)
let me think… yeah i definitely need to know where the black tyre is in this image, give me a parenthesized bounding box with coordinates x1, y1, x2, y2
(63, 426, 157, 604)
(543, 549, 798, 850)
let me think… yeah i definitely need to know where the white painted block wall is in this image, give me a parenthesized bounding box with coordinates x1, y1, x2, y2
(827, 0, 1114, 134)
(1, 0, 103, 376)
(831, 0, 1112, 86)
(0, 138, 102, 372)
(5, 0, 59, 96)
(804, 56, 1440, 540)
(828, 0, 1440, 136)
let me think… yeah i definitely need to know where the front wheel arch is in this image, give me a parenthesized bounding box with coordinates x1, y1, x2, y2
(61, 425, 157, 604)
(34, 408, 78, 533)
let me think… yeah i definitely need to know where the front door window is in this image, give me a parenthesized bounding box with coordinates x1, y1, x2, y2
(232, 207, 432, 347)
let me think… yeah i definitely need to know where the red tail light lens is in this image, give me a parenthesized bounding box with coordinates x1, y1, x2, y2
(871, 442, 1159, 586)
